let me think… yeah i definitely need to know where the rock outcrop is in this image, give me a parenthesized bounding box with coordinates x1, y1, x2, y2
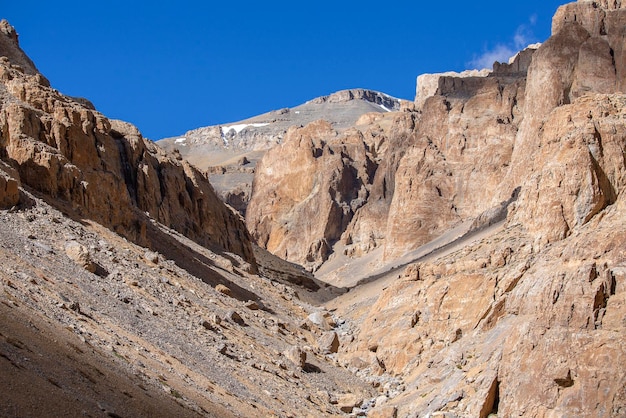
(382, 48, 532, 259)
(247, 45, 535, 268)
(327, 1, 626, 417)
(246, 120, 378, 270)
(0, 21, 255, 266)
(415, 69, 490, 110)
(0, 160, 19, 208)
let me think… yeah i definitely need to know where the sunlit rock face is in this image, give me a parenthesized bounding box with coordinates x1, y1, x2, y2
(0, 20, 256, 265)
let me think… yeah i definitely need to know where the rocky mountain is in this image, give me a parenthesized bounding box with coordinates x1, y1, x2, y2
(250, 0, 626, 416)
(159, 89, 405, 215)
(1, 0, 626, 417)
(247, 44, 538, 272)
(0, 21, 254, 265)
(0, 19, 366, 417)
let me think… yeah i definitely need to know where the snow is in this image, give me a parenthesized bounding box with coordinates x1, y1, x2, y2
(174, 137, 187, 145)
(378, 104, 392, 112)
(221, 123, 269, 135)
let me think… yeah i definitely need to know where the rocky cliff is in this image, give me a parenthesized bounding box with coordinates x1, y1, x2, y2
(246, 43, 535, 269)
(0, 20, 255, 266)
(1, 1, 626, 417)
(324, 1, 626, 417)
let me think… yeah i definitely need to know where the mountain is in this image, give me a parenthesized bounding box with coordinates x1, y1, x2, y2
(1, 0, 626, 417)
(158, 89, 405, 215)
(248, 0, 626, 415)
(0, 19, 367, 417)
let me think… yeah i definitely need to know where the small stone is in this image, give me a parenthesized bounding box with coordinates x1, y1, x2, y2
(337, 393, 362, 413)
(245, 300, 260, 310)
(216, 284, 232, 296)
(367, 405, 397, 418)
(202, 321, 216, 331)
(307, 311, 336, 330)
(144, 251, 159, 264)
(226, 310, 245, 325)
(65, 241, 96, 273)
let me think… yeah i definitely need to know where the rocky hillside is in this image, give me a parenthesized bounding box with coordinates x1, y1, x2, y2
(251, 0, 626, 416)
(1, 0, 626, 417)
(0, 19, 374, 417)
(0, 20, 254, 265)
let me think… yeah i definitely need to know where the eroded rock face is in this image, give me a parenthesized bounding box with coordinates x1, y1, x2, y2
(340, 207, 626, 417)
(246, 120, 377, 270)
(0, 22, 255, 266)
(510, 94, 626, 246)
(333, 2, 626, 416)
(384, 67, 527, 259)
(0, 160, 19, 208)
(247, 49, 532, 266)
(502, 0, 626, 248)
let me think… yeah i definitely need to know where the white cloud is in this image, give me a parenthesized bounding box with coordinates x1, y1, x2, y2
(467, 17, 538, 70)
(468, 44, 517, 70)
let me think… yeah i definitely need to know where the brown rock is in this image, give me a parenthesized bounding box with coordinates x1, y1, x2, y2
(284, 346, 306, 368)
(318, 331, 340, 354)
(226, 310, 244, 326)
(337, 393, 362, 413)
(367, 406, 397, 418)
(244, 300, 260, 310)
(307, 311, 336, 331)
(64, 241, 96, 273)
(215, 284, 232, 296)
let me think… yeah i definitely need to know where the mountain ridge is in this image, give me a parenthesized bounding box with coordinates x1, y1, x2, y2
(1, 1, 626, 416)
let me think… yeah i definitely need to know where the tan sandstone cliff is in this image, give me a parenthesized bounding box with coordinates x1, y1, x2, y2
(246, 42, 535, 269)
(0, 20, 255, 267)
(327, 1, 626, 417)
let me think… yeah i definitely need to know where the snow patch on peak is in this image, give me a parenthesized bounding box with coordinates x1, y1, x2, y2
(221, 123, 270, 135)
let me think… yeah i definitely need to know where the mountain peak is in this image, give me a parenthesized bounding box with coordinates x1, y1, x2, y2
(0, 19, 40, 76)
(306, 88, 402, 111)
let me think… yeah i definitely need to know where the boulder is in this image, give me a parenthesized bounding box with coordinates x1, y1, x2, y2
(318, 331, 340, 354)
(64, 241, 96, 273)
(284, 346, 306, 368)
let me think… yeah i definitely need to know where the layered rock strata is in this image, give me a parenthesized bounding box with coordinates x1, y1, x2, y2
(330, 1, 626, 416)
(0, 20, 255, 266)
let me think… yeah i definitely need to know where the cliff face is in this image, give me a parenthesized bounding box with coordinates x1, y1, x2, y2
(246, 45, 534, 269)
(330, 1, 626, 416)
(0, 21, 255, 266)
(246, 120, 379, 271)
(504, 0, 626, 248)
(247, 0, 626, 275)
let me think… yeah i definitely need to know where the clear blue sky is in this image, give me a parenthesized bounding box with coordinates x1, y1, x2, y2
(4, 1, 565, 140)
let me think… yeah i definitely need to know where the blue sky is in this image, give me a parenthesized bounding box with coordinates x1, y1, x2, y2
(4, 1, 565, 139)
